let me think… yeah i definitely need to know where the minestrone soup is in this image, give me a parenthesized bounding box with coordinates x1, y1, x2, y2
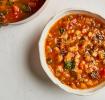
(45, 14, 105, 89)
(0, 0, 45, 24)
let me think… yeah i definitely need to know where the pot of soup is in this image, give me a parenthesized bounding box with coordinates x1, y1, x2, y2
(0, 0, 48, 26)
(39, 9, 105, 95)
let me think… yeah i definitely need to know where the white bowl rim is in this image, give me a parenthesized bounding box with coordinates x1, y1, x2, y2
(9, 0, 49, 25)
(39, 8, 105, 96)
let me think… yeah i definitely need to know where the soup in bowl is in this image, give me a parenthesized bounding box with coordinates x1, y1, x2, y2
(39, 9, 105, 95)
(0, 0, 47, 25)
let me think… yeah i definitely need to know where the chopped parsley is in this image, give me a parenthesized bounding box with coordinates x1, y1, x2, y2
(21, 4, 31, 13)
(64, 60, 75, 70)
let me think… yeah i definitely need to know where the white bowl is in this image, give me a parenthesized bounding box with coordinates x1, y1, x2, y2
(39, 9, 105, 95)
(9, 0, 49, 25)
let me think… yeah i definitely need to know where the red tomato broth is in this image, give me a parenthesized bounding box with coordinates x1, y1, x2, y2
(45, 14, 105, 89)
(0, 0, 45, 24)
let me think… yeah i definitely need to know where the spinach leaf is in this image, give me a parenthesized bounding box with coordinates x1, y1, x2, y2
(59, 27, 65, 34)
(6, 0, 14, 6)
(21, 4, 31, 13)
(64, 60, 75, 70)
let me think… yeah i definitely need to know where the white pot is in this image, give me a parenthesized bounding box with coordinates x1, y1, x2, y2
(39, 9, 105, 96)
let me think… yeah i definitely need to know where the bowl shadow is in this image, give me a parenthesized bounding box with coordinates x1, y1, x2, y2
(26, 33, 87, 98)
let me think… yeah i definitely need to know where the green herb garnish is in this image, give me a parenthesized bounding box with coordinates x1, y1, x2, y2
(64, 60, 75, 70)
(59, 27, 65, 34)
(21, 4, 31, 13)
(6, 0, 14, 6)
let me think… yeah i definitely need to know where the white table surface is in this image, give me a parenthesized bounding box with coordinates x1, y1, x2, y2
(0, 0, 105, 100)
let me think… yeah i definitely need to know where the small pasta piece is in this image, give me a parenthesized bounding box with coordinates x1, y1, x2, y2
(98, 50, 105, 60)
(71, 83, 77, 89)
(77, 73, 82, 80)
(68, 45, 78, 52)
(86, 80, 94, 86)
(54, 47, 60, 53)
(80, 83, 87, 89)
(79, 61, 85, 69)
(56, 65, 63, 77)
(92, 50, 98, 57)
(88, 32, 93, 37)
(75, 52, 80, 66)
(93, 80, 98, 85)
(63, 71, 70, 78)
(57, 54, 63, 63)
(64, 52, 74, 62)
(56, 65, 64, 72)
(75, 30, 81, 36)
(61, 33, 68, 40)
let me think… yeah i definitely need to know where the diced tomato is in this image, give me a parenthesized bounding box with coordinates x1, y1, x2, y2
(100, 67, 105, 78)
(28, 2, 36, 8)
(71, 18, 77, 24)
(13, 5, 20, 12)
(6, 12, 20, 22)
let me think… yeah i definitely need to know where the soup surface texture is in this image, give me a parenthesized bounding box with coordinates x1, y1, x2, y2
(45, 14, 105, 89)
(0, 0, 45, 24)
